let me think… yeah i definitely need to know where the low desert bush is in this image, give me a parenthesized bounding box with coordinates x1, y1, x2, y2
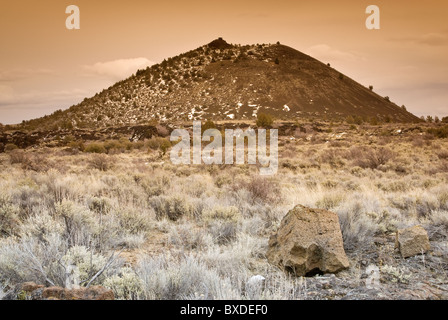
(114, 208, 151, 235)
(138, 174, 170, 197)
(335, 197, 380, 250)
(104, 266, 143, 300)
(427, 125, 448, 138)
(348, 146, 395, 169)
(437, 150, 448, 160)
(104, 140, 124, 153)
(168, 223, 211, 250)
(9, 150, 29, 165)
(84, 143, 107, 154)
(136, 255, 240, 300)
(4, 144, 18, 152)
(256, 113, 274, 128)
(54, 200, 98, 248)
(316, 192, 345, 210)
(88, 154, 113, 171)
(237, 176, 282, 205)
(0, 195, 20, 237)
(150, 195, 193, 221)
(207, 221, 238, 245)
(202, 206, 241, 223)
(146, 137, 171, 156)
(319, 149, 345, 168)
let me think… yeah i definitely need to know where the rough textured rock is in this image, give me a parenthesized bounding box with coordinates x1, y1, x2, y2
(42, 286, 114, 300)
(10, 282, 114, 300)
(21, 282, 44, 293)
(267, 205, 349, 276)
(395, 225, 430, 258)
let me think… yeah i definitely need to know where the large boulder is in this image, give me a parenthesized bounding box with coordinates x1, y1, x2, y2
(267, 205, 349, 276)
(395, 225, 430, 258)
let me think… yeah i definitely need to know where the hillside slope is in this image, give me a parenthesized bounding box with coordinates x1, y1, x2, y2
(20, 38, 420, 130)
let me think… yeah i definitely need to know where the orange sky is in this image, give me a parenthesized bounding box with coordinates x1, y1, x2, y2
(1, 0, 447, 124)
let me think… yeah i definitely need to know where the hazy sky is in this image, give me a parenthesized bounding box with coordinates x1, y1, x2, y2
(1, 0, 447, 124)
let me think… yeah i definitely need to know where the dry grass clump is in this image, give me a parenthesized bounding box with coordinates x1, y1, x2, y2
(0, 194, 20, 237)
(233, 176, 283, 205)
(84, 142, 107, 154)
(347, 146, 395, 169)
(437, 150, 448, 160)
(150, 195, 194, 221)
(9, 151, 50, 172)
(88, 154, 114, 171)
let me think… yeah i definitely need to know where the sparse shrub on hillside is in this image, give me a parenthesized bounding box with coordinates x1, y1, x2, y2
(84, 143, 107, 154)
(146, 137, 165, 150)
(369, 117, 379, 125)
(104, 140, 124, 154)
(159, 139, 171, 157)
(256, 113, 274, 128)
(427, 125, 448, 139)
(345, 115, 363, 125)
(202, 120, 216, 133)
(146, 137, 171, 156)
(68, 140, 85, 152)
(118, 137, 134, 151)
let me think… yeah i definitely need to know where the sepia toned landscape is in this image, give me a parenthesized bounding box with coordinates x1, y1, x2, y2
(0, 39, 448, 300)
(1, 1, 448, 303)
